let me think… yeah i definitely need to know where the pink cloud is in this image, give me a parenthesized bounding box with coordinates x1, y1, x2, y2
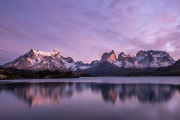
(0, 28, 15, 36)
(0, 46, 14, 52)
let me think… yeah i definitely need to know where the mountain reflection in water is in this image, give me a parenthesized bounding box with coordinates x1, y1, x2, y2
(1, 82, 179, 107)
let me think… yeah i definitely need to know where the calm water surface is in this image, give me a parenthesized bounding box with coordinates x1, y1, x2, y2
(1, 77, 180, 120)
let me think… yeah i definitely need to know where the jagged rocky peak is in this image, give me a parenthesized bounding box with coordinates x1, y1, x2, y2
(3, 49, 89, 71)
(25, 49, 36, 57)
(92, 49, 176, 70)
(118, 52, 127, 61)
(27, 49, 61, 57)
(2, 49, 177, 72)
(136, 50, 175, 67)
(117, 52, 134, 68)
(101, 50, 117, 62)
(63, 57, 74, 63)
(101, 52, 109, 61)
(29, 48, 35, 53)
(109, 50, 117, 61)
(110, 50, 115, 54)
(90, 60, 99, 66)
(53, 49, 60, 55)
(76, 61, 85, 66)
(74, 61, 90, 70)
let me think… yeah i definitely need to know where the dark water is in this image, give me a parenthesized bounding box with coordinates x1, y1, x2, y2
(1, 77, 180, 120)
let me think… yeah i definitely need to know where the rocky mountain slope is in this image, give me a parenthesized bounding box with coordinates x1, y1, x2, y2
(101, 50, 174, 68)
(154, 60, 180, 76)
(2, 49, 90, 71)
(85, 50, 175, 75)
(2, 49, 176, 76)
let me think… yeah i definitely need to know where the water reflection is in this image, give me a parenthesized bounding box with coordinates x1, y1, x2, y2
(1, 82, 180, 107)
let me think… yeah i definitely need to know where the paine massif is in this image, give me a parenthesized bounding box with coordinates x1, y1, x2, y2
(2, 49, 177, 75)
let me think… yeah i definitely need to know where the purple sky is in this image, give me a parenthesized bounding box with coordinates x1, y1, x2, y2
(0, 0, 180, 64)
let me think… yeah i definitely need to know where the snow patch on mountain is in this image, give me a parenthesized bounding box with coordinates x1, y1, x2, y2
(113, 61, 122, 67)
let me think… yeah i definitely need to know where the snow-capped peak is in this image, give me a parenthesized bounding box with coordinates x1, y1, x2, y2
(101, 50, 117, 62)
(99, 50, 175, 69)
(3, 49, 91, 71)
(109, 50, 117, 62)
(135, 50, 175, 68)
(29, 49, 60, 57)
(2, 49, 176, 71)
(51, 49, 60, 55)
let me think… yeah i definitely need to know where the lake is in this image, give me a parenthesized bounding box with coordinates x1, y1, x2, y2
(1, 77, 180, 120)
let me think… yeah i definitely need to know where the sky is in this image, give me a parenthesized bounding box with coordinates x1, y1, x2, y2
(0, 0, 180, 64)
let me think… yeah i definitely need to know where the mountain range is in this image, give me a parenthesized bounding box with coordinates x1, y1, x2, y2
(2, 49, 179, 76)
(2, 49, 90, 71)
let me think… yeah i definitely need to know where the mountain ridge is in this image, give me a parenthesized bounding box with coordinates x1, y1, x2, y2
(2, 49, 90, 71)
(2, 49, 176, 73)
